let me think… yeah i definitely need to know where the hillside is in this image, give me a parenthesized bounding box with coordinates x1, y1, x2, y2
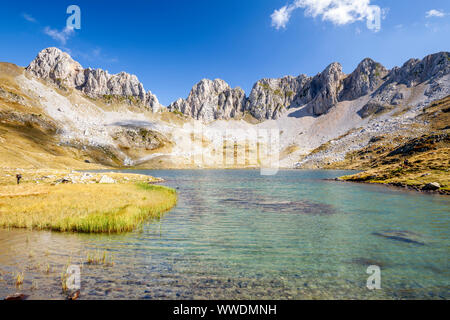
(0, 63, 108, 169)
(0, 61, 174, 170)
(336, 96, 450, 194)
(0, 48, 449, 178)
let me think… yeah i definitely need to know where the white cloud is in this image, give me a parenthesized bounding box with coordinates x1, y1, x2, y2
(22, 13, 37, 23)
(44, 26, 75, 45)
(426, 9, 445, 18)
(271, 6, 294, 30)
(271, 0, 383, 31)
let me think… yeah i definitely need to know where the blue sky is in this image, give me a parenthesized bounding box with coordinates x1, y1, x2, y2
(0, 0, 449, 105)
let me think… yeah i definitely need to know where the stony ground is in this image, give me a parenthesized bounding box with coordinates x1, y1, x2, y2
(332, 96, 450, 194)
(0, 168, 163, 186)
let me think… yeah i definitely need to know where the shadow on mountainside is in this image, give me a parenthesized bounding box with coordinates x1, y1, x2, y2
(287, 105, 317, 119)
(109, 120, 159, 128)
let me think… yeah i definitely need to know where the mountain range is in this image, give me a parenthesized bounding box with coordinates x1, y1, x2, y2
(0, 47, 448, 173)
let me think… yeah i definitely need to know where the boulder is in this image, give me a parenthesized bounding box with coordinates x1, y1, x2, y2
(55, 177, 71, 184)
(422, 182, 440, 191)
(80, 173, 93, 181)
(99, 175, 116, 184)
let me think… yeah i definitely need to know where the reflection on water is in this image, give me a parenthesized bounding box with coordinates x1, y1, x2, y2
(0, 170, 449, 299)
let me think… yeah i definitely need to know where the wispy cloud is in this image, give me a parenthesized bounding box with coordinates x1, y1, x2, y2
(44, 26, 75, 45)
(271, 0, 383, 31)
(22, 13, 37, 23)
(425, 9, 446, 18)
(71, 47, 119, 64)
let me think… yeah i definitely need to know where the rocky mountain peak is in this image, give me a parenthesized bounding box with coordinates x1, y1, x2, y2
(389, 52, 450, 87)
(188, 79, 230, 100)
(169, 78, 246, 122)
(340, 58, 388, 101)
(25, 48, 449, 122)
(362, 52, 450, 110)
(247, 74, 311, 120)
(26, 47, 161, 111)
(305, 62, 345, 115)
(27, 47, 84, 88)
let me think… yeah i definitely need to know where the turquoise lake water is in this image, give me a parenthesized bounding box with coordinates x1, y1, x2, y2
(0, 170, 448, 299)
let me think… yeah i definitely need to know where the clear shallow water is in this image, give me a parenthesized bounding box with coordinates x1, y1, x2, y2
(0, 170, 448, 299)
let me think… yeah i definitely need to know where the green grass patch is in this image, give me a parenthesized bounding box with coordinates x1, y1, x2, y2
(0, 183, 177, 233)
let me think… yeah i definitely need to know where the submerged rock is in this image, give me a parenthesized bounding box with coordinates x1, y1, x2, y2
(372, 230, 425, 246)
(4, 293, 28, 300)
(220, 197, 337, 215)
(67, 289, 80, 300)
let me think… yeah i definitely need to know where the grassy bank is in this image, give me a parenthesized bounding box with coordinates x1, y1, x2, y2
(337, 96, 450, 194)
(0, 182, 177, 233)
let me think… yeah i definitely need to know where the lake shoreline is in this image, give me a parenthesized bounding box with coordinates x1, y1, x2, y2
(330, 178, 450, 196)
(0, 169, 177, 233)
(0, 169, 448, 300)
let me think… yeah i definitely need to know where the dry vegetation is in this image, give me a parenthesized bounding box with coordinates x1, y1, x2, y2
(0, 182, 176, 233)
(280, 144, 300, 159)
(0, 63, 125, 169)
(337, 96, 450, 194)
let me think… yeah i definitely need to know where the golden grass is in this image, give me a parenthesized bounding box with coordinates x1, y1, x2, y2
(15, 271, 24, 287)
(333, 96, 450, 193)
(419, 95, 450, 131)
(0, 121, 121, 169)
(86, 250, 115, 266)
(340, 147, 450, 192)
(0, 183, 177, 233)
(280, 144, 300, 159)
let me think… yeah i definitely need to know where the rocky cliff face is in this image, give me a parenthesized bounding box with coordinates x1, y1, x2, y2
(4, 48, 450, 170)
(362, 52, 450, 110)
(340, 58, 388, 101)
(246, 75, 310, 120)
(26, 48, 162, 112)
(168, 79, 246, 122)
(304, 62, 345, 116)
(169, 52, 449, 122)
(171, 63, 347, 121)
(27, 48, 449, 122)
(388, 52, 449, 87)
